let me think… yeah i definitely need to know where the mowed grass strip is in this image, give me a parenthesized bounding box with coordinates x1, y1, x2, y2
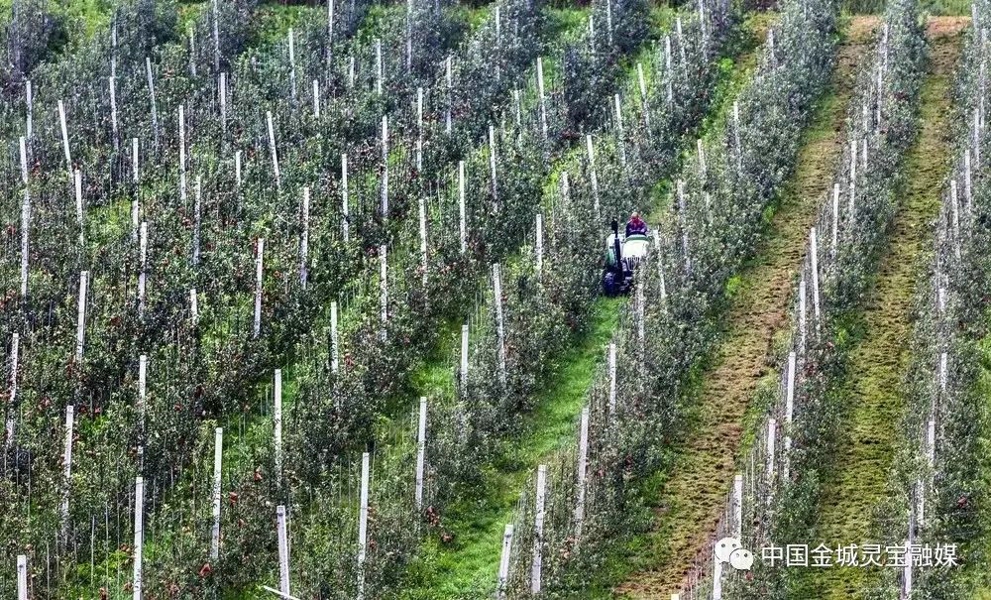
(614, 16, 879, 599)
(789, 16, 968, 600)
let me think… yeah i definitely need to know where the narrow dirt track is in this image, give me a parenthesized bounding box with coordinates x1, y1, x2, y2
(789, 17, 967, 600)
(614, 17, 878, 599)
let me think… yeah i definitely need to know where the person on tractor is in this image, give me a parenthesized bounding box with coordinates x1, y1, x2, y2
(626, 211, 648, 237)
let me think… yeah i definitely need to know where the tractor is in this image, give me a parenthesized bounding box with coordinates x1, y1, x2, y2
(602, 219, 650, 296)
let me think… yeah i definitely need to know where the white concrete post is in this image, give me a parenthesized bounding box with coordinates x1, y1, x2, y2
(19, 137, 29, 298)
(267, 112, 280, 189)
(416, 87, 423, 170)
(17, 554, 27, 600)
(446, 55, 453, 135)
(415, 398, 427, 510)
(459, 161, 467, 254)
(25, 81, 32, 140)
(109, 77, 119, 150)
(274, 370, 283, 485)
(211, 427, 223, 560)
(190, 289, 199, 322)
(330, 301, 339, 373)
(940, 351, 948, 394)
(133, 476, 144, 600)
(575, 407, 590, 540)
(193, 177, 202, 266)
(342, 154, 350, 242)
(300, 187, 310, 288)
(212, 0, 220, 72)
(497, 524, 514, 599)
(138, 222, 148, 315)
(535, 214, 544, 277)
(965, 150, 973, 216)
(235, 150, 242, 187)
(831, 183, 840, 255)
(76, 272, 88, 362)
(766, 419, 776, 487)
(179, 105, 186, 201)
(379, 245, 388, 341)
(288, 28, 297, 101)
(603, 0, 613, 43)
(132, 138, 140, 243)
(277, 505, 290, 596)
(61, 404, 74, 537)
(75, 169, 84, 247)
(313, 79, 320, 118)
(460, 324, 469, 395)
(219, 73, 227, 129)
(357, 452, 370, 600)
(531, 465, 547, 594)
(375, 39, 383, 95)
(489, 125, 498, 205)
(697, 138, 706, 180)
(58, 100, 72, 172)
(608, 343, 617, 415)
(138, 355, 147, 428)
(381, 116, 389, 217)
(5, 333, 20, 449)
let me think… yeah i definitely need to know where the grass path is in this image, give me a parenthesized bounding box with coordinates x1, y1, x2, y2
(402, 298, 620, 599)
(788, 17, 967, 599)
(614, 16, 879, 599)
(399, 14, 780, 599)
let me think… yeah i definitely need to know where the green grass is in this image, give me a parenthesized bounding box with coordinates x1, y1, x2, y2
(401, 297, 621, 599)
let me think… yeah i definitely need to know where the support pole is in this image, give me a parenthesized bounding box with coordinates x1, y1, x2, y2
(531, 465, 547, 594)
(76, 272, 88, 362)
(357, 452, 370, 600)
(277, 505, 290, 596)
(61, 405, 74, 538)
(211, 427, 223, 560)
(274, 370, 283, 486)
(575, 407, 589, 540)
(330, 301, 339, 373)
(133, 476, 144, 600)
(496, 524, 514, 600)
(415, 398, 427, 511)
(608, 343, 617, 416)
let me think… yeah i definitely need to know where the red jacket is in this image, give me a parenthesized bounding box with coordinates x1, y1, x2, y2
(626, 218, 647, 237)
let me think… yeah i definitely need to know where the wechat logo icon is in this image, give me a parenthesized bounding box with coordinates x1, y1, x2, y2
(715, 537, 755, 571)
